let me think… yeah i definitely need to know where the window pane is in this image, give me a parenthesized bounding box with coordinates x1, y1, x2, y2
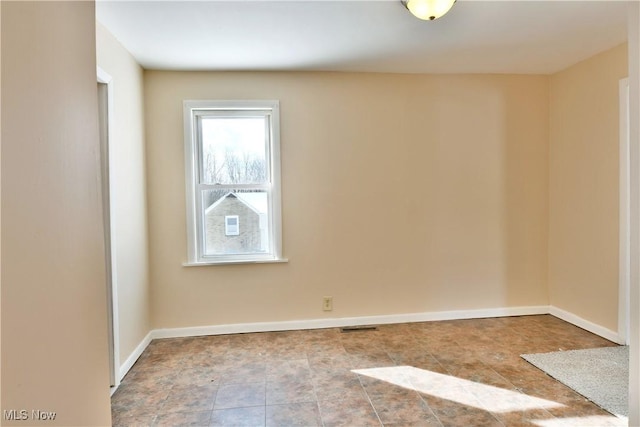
(201, 117, 267, 185)
(202, 190, 270, 256)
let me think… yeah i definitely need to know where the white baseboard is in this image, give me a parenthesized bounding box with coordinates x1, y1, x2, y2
(118, 331, 153, 382)
(150, 305, 550, 340)
(549, 306, 624, 344)
(117, 304, 623, 382)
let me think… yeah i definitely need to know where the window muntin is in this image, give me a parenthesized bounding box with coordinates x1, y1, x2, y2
(184, 100, 282, 264)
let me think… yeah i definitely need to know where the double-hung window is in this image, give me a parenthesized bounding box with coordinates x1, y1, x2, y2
(183, 100, 283, 264)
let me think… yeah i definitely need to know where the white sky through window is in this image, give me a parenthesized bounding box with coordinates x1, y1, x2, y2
(202, 117, 265, 158)
(201, 117, 267, 185)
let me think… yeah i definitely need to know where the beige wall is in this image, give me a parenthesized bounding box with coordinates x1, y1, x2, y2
(1, 2, 111, 425)
(145, 71, 549, 329)
(626, 7, 640, 422)
(96, 23, 151, 372)
(548, 43, 628, 332)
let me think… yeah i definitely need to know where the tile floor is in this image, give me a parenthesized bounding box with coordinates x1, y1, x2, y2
(111, 315, 626, 426)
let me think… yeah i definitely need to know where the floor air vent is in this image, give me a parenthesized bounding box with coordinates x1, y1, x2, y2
(340, 325, 378, 332)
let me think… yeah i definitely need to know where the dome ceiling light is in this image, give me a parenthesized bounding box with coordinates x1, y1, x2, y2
(402, 0, 456, 21)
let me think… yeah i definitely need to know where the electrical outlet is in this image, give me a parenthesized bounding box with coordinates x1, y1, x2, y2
(322, 296, 333, 311)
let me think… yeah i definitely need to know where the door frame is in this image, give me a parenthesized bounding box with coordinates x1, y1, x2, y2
(97, 67, 120, 390)
(619, 77, 631, 345)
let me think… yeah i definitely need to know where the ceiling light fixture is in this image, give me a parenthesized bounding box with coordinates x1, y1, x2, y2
(403, 0, 456, 21)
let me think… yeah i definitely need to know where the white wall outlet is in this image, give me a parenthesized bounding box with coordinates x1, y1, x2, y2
(322, 296, 333, 311)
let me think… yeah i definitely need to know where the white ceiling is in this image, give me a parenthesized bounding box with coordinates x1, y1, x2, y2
(96, 0, 630, 74)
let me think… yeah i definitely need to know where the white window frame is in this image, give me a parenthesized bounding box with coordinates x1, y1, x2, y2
(183, 100, 285, 265)
(225, 215, 240, 236)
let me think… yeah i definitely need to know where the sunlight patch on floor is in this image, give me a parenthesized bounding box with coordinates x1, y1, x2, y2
(353, 366, 565, 413)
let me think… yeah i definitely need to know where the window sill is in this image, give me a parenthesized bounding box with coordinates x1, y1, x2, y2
(182, 258, 289, 267)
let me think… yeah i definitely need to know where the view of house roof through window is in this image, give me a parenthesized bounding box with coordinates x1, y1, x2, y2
(205, 192, 268, 255)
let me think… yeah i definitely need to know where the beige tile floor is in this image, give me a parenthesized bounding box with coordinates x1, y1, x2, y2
(111, 315, 626, 426)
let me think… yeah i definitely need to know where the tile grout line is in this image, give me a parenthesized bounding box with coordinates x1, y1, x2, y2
(303, 351, 327, 427)
(355, 371, 384, 427)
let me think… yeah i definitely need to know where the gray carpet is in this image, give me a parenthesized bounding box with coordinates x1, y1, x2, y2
(521, 346, 628, 417)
